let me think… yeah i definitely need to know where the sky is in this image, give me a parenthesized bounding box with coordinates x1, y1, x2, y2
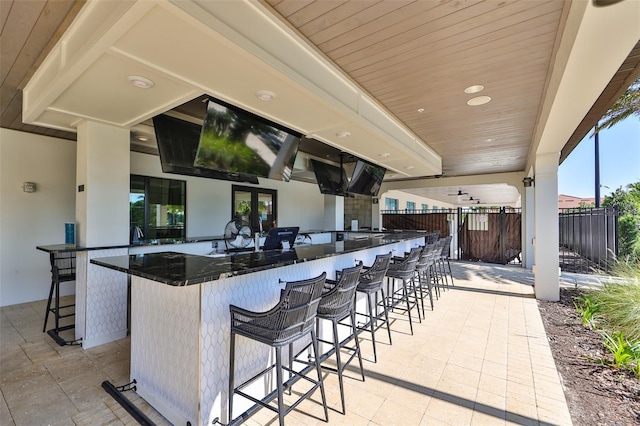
(559, 116, 640, 198)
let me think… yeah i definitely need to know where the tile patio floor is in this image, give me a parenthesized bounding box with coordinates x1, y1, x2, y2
(1, 262, 573, 425)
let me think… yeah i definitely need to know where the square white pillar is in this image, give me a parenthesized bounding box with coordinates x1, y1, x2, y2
(76, 121, 130, 246)
(324, 194, 344, 231)
(533, 152, 560, 301)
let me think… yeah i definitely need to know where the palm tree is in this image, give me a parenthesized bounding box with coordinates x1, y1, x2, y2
(591, 76, 639, 206)
(595, 76, 640, 134)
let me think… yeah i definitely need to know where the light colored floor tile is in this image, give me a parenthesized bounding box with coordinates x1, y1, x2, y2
(0, 262, 574, 425)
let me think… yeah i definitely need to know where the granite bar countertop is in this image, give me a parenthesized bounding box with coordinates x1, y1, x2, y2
(36, 243, 131, 253)
(38, 230, 389, 253)
(91, 233, 422, 286)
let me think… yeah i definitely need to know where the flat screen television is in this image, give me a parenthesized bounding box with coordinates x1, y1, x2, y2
(262, 226, 299, 250)
(346, 158, 386, 197)
(310, 159, 349, 196)
(193, 97, 302, 182)
(153, 114, 258, 183)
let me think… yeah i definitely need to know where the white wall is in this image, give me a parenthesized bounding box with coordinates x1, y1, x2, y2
(0, 133, 328, 307)
(131, 152, 325, 236)
(1, 129, 77, 306)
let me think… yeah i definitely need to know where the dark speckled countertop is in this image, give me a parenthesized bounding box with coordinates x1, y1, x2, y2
(91, 234, 421, 286)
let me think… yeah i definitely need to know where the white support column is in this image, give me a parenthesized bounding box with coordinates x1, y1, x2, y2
(323, 194, 344, 231)
(75, 121, 130, 348)
(371, 198, 381, 231)
(533, 152, 560, 301)
(76, 121, 130, 247)
(523, 183, 535, 269)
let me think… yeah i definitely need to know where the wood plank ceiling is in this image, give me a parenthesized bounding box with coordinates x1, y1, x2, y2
(0, 0, 83, 141)
(261, 0, 568, 177)
(1, 0, 639, 182)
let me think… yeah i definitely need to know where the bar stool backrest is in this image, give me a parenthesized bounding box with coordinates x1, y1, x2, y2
(415, 244, 436, 273)
(387, 246, 422, 280)
(230, 272, 326, 347)
(357, 252, 392, 293)
(52, 252, 76, 282)
(425, 232, 440, 245)
(317, 265, 362, 319)
(439, 236, 452, 258)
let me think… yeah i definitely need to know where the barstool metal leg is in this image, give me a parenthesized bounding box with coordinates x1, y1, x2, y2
(366, 293, 378, 363)
(350, 308, 365, 382)
(275, 346, 285, 426)
(43, 278, 55, 332)
(332, 319, 346, 414)
(228, 332, 236, 422)
(380, 288, 393, 346)
(310, 329, 329, 422)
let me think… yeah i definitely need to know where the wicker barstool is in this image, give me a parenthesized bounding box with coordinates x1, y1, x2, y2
(228, 272, 328, 426)
(294, 264, 365, 415)
(385, 246, 422, 335)
(353, 252, 392, 363)
(43, 251, 76, 335)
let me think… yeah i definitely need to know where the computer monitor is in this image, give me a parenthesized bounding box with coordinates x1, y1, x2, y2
(262, 227, 299, 250)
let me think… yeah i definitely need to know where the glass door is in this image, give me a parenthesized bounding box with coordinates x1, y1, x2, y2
(233, 190, 252, 225)
(232, 186, 277, 234)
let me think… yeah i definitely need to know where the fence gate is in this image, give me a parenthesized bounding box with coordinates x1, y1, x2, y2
(459, 208, 522, 264)
(382, 208, 522, 265)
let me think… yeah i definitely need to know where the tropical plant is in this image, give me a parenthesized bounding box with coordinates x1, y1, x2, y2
(594, 76, 640, 134)
(602, 183, 640, 261)
(590, 260, 640, 342)
(574, 293, 600, 328)
(601, 330, 640, 373)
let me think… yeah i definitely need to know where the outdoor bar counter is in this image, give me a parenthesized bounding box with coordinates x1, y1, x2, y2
(91, 233, 425, 426)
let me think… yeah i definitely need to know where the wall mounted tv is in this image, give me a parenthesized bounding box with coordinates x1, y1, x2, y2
(193, 97, 302, 182)
(346, 159, 386, 197)
(310, 158, 350, 196)
(153, 114, 258, 184)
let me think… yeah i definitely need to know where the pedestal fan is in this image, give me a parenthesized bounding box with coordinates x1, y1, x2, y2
(223, 219, 253, 251)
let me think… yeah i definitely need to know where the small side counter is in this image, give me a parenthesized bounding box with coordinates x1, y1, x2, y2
(91, 233, 425, 426)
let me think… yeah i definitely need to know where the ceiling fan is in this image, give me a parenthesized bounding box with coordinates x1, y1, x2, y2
(448, 190, 469, 197)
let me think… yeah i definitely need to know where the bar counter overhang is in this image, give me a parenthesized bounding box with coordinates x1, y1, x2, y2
(91, 233, 425, 425)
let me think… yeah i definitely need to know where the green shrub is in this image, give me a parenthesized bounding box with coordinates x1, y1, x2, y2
(591, 259, 640, 342)
(573, 293, 600, 329)
(601, 330, 640, 370)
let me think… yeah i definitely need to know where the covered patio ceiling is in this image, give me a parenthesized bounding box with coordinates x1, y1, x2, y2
(2, 0, 639, 207)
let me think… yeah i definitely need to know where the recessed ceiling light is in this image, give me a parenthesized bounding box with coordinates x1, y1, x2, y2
(417, 108, 425, 113)
(379, 153, 391, 158)
(464, 84, 484, 94)
(336, 131, 351, 138)
(256, 90, 276, 101)
(485, 138, 495, 142)
(467, 96, 491, 106)
(127, 75, 155, 89)
(137, 136, 149, 142)
(404, 166, 414, 170)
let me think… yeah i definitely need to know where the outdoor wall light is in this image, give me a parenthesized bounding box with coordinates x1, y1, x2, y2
(23, 182, 37, 193)
(522, 177, 534, 187)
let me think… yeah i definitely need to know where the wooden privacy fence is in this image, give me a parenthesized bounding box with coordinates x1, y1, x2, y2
(381, 208, 522, 265)
(459, 209, 521, 264)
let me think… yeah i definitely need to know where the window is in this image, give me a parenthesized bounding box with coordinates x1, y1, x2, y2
(385, 198, 398, 211)
(130, 175, 186, 242)
(421, 203, 428, 211)
(232, 185, 277, 233)
(406, 201, 416, 211)
(432, 205, 438, 211)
